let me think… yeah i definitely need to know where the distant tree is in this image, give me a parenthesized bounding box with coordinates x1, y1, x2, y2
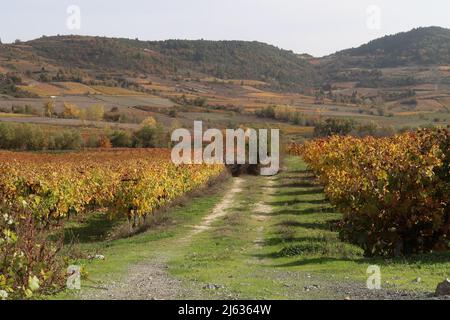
(314, 90, 325, 105)
(39, 73, 51, 82)
(109, 130, 132, 147)
(168, 109, 177, 118)
(133, 124, 166, 148)
(43, 101, 55, 118)
(48, 130, 82, 150)
(86, 104, 104, 121)
(193, 97, 207, 107)
(78, 109, 87, 121)
(255, 105, 276, 119)
(63, 102, 80, 118)
(314, 118, 356, 137)
(98, 135, 112, 148)
(140, 116, 157, 128)
(376, 106, 385, 116)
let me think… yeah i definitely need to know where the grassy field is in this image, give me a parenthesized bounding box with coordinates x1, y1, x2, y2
(90, 86, 147, 96)
(18, 82, 101, 97)
(0, 112, 32, 118)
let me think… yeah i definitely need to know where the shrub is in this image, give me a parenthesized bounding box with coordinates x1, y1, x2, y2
(255, 105, 276, 119)
(98, 135, 112, 148)
(0, 123, 86, 151)
(0, 204, 65, 299)
(86, 104, 104, 121)
(314, 118, 356, 137)
(62, 102, 81, 119)
(301, 128, 450, 256)
(140, 116, 157, 128)
(168, 109, 177, 118)
(133, 124, 167, 148)
(48, 130, 82, 150)
(0, 123, 45, 150)
(109, 130, 132, 148)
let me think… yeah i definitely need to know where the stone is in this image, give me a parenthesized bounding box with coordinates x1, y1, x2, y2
(435, 279, 450, 297)
(88, 254, 106, 260)
(303, 284, 320, 292)
(202, 283, 223, 290)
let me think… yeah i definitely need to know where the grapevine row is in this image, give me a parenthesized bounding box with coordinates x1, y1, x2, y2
(0, 149, 224, 224)
(292, 128, 449, 256)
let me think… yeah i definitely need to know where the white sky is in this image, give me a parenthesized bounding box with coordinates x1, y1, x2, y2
(1, 0, 449, 56)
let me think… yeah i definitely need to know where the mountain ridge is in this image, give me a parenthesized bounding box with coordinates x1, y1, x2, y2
(1, 26, 449, 91)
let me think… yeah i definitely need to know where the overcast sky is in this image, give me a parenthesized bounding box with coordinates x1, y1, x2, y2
(1, 0, 449, 56)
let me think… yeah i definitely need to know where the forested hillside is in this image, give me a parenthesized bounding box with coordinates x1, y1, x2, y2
(24, 36, 317, 89)
(336, 27, 450, 68)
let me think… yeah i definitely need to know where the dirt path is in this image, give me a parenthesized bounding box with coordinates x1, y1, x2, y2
(82, 257, 198, 300)
(182, 177, 244, 241)
(81, 177, 244, 300)
(252, 176, 276, 250)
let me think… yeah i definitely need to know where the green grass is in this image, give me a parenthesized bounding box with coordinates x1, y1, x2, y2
(62, 212, 125, 244)
(258, 157, 449, 292)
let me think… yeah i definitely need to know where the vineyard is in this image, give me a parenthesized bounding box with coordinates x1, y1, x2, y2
(1, 130, 449, 300)
(0, 149, 224, 299)
(290, 128, 450, 257)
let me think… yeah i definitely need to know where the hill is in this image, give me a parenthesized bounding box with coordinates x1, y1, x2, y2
(336, 26, 450, 68)
(318, 27, 450, 87)
(22, 36, 317, 90)
(0, 27, 449, 94)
